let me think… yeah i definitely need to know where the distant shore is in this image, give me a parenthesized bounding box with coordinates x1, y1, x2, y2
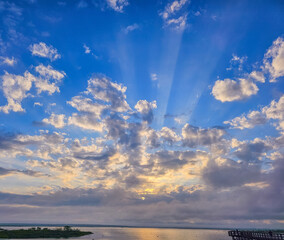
(0, 226, 92, 239)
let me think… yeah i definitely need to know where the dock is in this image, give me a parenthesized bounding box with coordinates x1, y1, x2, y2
(228, 230, 284, 240)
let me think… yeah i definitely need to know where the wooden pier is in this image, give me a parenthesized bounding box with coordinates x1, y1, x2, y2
(228, 230, 284, 240)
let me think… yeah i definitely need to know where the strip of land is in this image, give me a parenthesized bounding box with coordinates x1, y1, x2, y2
(0, 226, 92, 238)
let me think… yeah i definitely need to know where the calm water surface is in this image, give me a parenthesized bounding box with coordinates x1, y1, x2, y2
(2, 226, 229, 240)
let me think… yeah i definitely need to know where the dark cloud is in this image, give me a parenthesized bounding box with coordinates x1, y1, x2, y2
(0, 187, 136, 207)
(182, 124, 226, 148)
(0, 132, 18, 149)
(0, 160, 283, 227)
(0, 131, 36, 149)
(124, 175, 145, 188)
(0, 74, 282, 228)
(234, 140, 272, 162)
(104, 115, 143, 150)
(0, 166, 47, 177)
(154, 150, 190, 170)
(58, 158, 77, 168)
(145, 128, 160, 148)
(202, 158, 263, 188)
(73, 147, 116, 161)
(104, 114, 128, 141)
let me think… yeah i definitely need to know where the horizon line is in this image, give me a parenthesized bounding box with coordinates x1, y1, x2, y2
(0, 223, 283, 231)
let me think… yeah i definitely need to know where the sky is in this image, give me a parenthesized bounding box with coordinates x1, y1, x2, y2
(0, 0, 284, 229)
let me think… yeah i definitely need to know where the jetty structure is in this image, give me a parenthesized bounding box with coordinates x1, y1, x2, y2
(228, 230, 284, 240)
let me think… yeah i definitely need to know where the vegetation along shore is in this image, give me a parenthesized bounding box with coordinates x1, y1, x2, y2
(0, 226, 92, 238)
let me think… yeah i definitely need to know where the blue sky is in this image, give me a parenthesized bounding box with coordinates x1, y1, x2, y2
(0, 0, 284, 228)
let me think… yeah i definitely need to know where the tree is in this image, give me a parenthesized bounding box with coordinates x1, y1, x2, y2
(63, 226, 71, 231)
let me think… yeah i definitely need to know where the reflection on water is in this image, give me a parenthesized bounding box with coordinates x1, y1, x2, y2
(1, 227, 229, 240)
(85, 228, 228, 240)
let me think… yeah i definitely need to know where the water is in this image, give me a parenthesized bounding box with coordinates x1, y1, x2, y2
(1, 226, 229, 240)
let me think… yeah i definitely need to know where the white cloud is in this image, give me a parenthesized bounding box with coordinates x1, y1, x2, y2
(263, 37, 284, 82)
(160, 0, 188, 30)
(194, 11, 201, 16)
(83, 44, 91, 54)
(34, 64, 66, 95)
(123, 23, 139, 34)
(67, 96, 106, 118)
(263, 95, 284, 120)
(249, 71, 265, 83)
(66, 76, 132, 132)
(34, 102, 43, 107)
(0, 56, 16, 66)
(0, 65, 65, 113)
(135, 100, 157, 123)
(150, 73, 158, 81)
(224, 95, 284, 130)
(231, 54, 247, 64)
(224, 111, 267, 130)
(161, 0, 188, 20)
(214, 37, 284, 104)
(174, 115, 187, 125)
(35, 64, 66, 81)
(29, 42, 61, 61)
(159, 127, 180, 144)
(227, 54, 247, 71)
(135, 100, 157, 114)
(166, 14, 187, 30)
(87, 76, 130, 112)
(212, 36, 284, 106)
(42, 113, 66, 128)
(68, 113, 104, 132)
(212, 78, 258, 102)
(262, 95, 284, 130)
(0, 71, 35, 113)
(0, 131, 68, 162)
(34, 80, 59, 95)
(106, 0, 128, 12)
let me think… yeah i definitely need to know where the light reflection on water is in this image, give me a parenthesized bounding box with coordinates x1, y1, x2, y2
(2, 226, 229, 240)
